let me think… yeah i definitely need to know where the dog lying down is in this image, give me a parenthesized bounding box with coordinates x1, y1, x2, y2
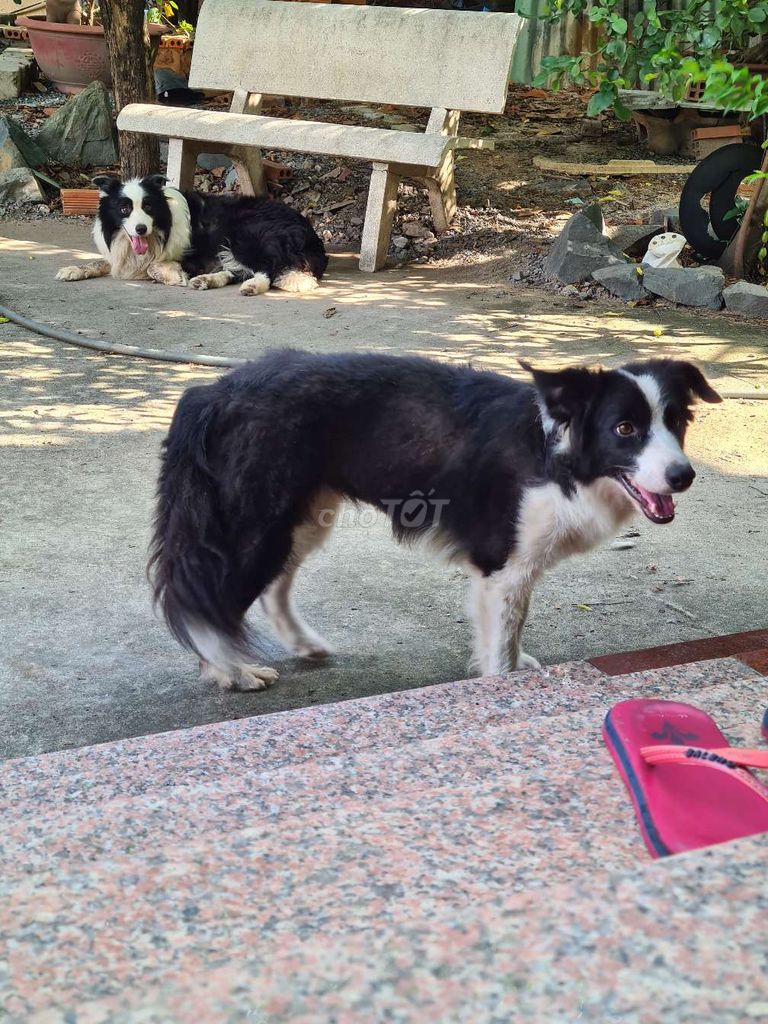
(56, 174, 328, 295)
(149, 350, 721, 691)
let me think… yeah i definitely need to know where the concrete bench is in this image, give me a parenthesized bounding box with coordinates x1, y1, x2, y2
(117, 0, 522, 272)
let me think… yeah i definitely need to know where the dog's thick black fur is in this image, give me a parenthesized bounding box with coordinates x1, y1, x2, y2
(150, 349, 719, 689)
(181, 190, 328, 283)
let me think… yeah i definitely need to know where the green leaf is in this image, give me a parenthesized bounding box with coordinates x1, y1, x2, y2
(748, 6, 767, 22)
(759, 247, 768, 262)
(587, 83, 616, 117)
(610, 14, 628, 34)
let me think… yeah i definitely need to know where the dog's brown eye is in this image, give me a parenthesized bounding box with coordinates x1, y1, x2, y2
(615, 421, 635, 437)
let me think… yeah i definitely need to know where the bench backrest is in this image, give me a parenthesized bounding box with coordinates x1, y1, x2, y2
(189, 0, 522, 114)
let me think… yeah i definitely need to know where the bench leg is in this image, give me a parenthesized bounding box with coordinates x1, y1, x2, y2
(360, 162, 399, 273)
(426, 151, 457, 233)
(166, 138, 197, 191)
(229, 146, 267, 198)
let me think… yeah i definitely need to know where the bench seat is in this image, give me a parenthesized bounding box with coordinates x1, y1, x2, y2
(117, 104, 451, 170)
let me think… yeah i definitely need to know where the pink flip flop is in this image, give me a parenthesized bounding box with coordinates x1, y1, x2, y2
(603, 699, 768, 858)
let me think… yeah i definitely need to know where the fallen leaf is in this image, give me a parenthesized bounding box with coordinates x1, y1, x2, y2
(652, 327, 664, 337)
(323, 307, 338, 318)
(0, 316, 9, 324)
(575, 603, 593, 612)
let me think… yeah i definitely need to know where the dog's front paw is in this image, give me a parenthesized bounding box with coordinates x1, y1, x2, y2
(189, 271, 231, 291)
(516, 651, 542, 671)
(56, 265, 86, 282)
(200, 660, 279, 691)
(147, 262, 188, 287)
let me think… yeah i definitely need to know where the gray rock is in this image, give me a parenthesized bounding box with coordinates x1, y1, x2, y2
(0, 48, 36, 102)
(402, 221, 433, 239)
(0, 116, 46, 172)
(0, 166, 44, 204)
(544, 207, 627, 283)
(592, 264, 649, 300)
(649, 206, 681, 232)
(543, 176, 593, 200)
(581, 202, 606, 233)
(197, 153, 233, 171)
(723, 280, 768, 317)
(643, 265, 724, 309)
(605, 223, 663, 259)
(36, 80, 118, 167)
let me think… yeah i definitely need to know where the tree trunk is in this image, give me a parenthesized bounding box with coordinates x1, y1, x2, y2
(100, 0, 159, 179)
(719, 148, 768, 281)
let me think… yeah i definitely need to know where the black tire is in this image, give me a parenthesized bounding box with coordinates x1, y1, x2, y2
(679, 143, 761, 259)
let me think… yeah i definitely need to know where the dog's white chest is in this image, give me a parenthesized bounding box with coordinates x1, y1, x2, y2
(516, 480, 634, 570)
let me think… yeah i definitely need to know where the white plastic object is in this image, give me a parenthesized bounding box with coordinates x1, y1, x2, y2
(641, 231, 687, 269)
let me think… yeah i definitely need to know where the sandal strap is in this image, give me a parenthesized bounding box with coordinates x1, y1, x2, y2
(640, 744, 768, 802)
(641, 745, 768, 769)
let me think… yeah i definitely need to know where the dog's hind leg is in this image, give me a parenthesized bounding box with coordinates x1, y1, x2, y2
(273, 269, 320, 294)
(260, 491, 341, 658)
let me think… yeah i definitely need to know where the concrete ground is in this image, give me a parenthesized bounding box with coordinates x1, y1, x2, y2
(1, 219, 767, 760)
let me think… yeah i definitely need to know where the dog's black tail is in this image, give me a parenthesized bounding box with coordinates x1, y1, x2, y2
(148, 383, 263, 674)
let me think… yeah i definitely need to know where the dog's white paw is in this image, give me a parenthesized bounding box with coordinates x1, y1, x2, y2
(292, 636, 334, 660)
(148, 262, 188, 287)
(189, 271, 232, 291)
(199, 661, 279, 691)
(56, 265, 86, 282)
(240, 273, 270, 296)
(235, 665, 280, 691)
(516, 651, 542, 671)
(273, 270, 319, 293)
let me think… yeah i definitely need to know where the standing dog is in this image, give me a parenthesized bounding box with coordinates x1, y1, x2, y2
(56, 174, 328, 295)
(149, 350, 720, 690)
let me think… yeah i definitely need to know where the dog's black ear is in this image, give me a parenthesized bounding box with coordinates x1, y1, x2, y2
(677, 361, 722, 404)
(93, 174, 121, 193)
(143, 174, 168, 190)
(520, 360, 601, 424)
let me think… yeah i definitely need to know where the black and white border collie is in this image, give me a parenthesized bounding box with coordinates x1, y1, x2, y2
(56, 174, 328, 295)
(149, 351, 720, 691)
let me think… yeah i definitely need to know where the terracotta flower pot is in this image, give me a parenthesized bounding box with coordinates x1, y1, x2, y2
(18, 16, 167, 95)
(154, 34, 194, 79)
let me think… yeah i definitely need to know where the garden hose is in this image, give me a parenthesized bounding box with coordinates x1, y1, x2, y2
(0, 303, 245, 369)
(0, 301, 766, 399)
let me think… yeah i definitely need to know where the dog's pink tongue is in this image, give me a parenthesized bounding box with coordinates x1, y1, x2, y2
(130, 234, 148, 255)
(637, 482, 675, 520)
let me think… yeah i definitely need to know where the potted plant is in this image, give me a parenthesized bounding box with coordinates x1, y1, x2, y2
(147, 1, 195, 79)
(17, 1, 168, 94)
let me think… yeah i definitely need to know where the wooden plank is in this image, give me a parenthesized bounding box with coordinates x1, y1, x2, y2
(534, 156, 696, 176)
